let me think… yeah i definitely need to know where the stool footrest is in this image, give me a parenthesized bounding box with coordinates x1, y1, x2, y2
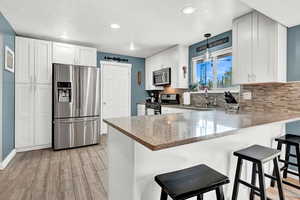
(254, 170, 277, 181)
(286, 170, 300, 177)
(288, 153, 297, 158)
(238, 180, 260, 191)
(278, 159, 299, 167)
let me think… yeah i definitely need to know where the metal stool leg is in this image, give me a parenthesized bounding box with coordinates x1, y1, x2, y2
(216, 186, 225, 200)
(250, 163, 257, 200)
(271, 142, 282, 187)
(273, 157, 285, 200)
(232, 157, 243, 200)
(283, 144, 291, 178)
(295, 145, 300, 184)
(160, 189, 168, 200)
(257, 162, 267, 200)
(197, 194, 203, 200)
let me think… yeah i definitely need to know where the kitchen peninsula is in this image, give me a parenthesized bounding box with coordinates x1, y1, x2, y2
(104, 110, 300, 200)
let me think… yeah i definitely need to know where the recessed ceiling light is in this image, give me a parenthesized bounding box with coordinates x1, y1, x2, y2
(110, 23, 120, 29)
(130, 42, 135, 51)
(181, 6, 197, 15)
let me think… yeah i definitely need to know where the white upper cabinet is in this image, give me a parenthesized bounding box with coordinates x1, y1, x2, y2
(145, 45, 188, 90)
(15, 37, 34, 84)
(232, 11, 287, 85)
(78, 46, 97, 66)
(35, 40, 52, 84)
(53, 42, 97, 67)
(52, 42, 77, 65)
(16, 37, 52, 84)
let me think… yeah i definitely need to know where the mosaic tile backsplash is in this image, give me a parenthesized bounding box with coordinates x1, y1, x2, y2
(240, 82, 300, 113)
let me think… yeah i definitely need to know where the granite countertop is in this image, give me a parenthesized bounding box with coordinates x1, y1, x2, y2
(104, 110, 300, 151)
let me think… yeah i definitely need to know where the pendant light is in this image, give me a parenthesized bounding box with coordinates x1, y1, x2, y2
(204, 33, 212, 61)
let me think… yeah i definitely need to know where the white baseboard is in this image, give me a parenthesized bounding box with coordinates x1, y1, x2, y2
(16, 144, 51, 153)
(0, 149, 16, 170)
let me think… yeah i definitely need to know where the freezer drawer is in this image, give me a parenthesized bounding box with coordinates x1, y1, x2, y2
(53, 117, 100, 150)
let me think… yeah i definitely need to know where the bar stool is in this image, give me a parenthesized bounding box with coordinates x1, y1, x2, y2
(232, 145, 284, 200)
(271, 134, 300, 190)
(155, 164, 229, 200)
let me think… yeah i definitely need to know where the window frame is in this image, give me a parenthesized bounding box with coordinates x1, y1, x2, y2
(191, 47, 239, 93)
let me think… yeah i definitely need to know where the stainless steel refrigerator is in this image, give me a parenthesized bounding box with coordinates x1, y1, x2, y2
(53, 63, 100, 150)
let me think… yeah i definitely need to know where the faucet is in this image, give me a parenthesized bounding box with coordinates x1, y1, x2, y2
(204, 88, 210, 108)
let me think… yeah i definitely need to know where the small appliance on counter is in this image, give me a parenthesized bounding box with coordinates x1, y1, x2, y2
(183, 92, 191, 105)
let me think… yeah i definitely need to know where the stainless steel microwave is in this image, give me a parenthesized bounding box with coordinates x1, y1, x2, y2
(153, 68, 171, 86)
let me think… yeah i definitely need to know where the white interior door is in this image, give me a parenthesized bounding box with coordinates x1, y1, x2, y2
(101, 62, 131, 134)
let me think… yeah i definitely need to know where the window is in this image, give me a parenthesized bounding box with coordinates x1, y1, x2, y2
(192, 48, 233, 89)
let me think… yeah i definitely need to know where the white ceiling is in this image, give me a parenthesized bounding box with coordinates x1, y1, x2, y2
(0, 0, 251, 58)
(240, 0, 300, 28)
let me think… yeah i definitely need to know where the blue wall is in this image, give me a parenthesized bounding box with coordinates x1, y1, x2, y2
(286, 25, 300, 137)
(0, 12, 15, 160)
(188, 30, 232, 84)
(97, 52, 147, 116)
(284, 24, 300, 170)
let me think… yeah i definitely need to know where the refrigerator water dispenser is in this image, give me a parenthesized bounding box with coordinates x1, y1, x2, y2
(57, 82, 72, 103)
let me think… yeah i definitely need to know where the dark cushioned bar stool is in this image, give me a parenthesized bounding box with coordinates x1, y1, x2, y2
(271, 134, 300, 190)
(232, 145, 284, 200)
(155, 164, 229, 200)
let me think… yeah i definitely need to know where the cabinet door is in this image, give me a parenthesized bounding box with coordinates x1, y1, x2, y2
(35, 40, 52, 84)
(15, 84, 34, 148)
(252, 12, 275, 83)
(78, 47, 97, 67)
(232, 13, 253, 84)
(35, 84, 52, 146)
(52, 42, 76, 65)
(15, 37, 34, 84)
(145, 58, 153, 90)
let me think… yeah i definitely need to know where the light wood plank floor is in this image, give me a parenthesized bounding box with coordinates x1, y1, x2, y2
(0, 136, 299, 200)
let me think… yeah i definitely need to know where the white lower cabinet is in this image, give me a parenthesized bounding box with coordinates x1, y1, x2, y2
(15, 84, 34, 149)
(15, 83, 51, 151)
(161, 107, 191, 114)
(137, 104, 145, 116)
(35, 85, 52, 146)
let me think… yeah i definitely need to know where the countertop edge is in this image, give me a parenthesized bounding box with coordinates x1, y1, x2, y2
(104, 114, 300, 151)
(103, 119, 157, 151)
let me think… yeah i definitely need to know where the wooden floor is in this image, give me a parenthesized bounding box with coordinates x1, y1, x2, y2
(0, 136, 299, 200)
(0, 137, 108, 200)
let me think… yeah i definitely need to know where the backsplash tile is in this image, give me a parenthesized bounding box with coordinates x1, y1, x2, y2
(190, 92, 239, 108)
(240, 82, 300, 113)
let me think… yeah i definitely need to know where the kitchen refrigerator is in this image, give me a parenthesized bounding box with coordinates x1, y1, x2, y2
(53, 63, 100, 150)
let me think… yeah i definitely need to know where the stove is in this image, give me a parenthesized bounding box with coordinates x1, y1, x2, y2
(145, 94, 180, 115)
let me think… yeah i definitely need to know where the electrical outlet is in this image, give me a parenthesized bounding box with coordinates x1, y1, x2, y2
(243, 92, 252, 100)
